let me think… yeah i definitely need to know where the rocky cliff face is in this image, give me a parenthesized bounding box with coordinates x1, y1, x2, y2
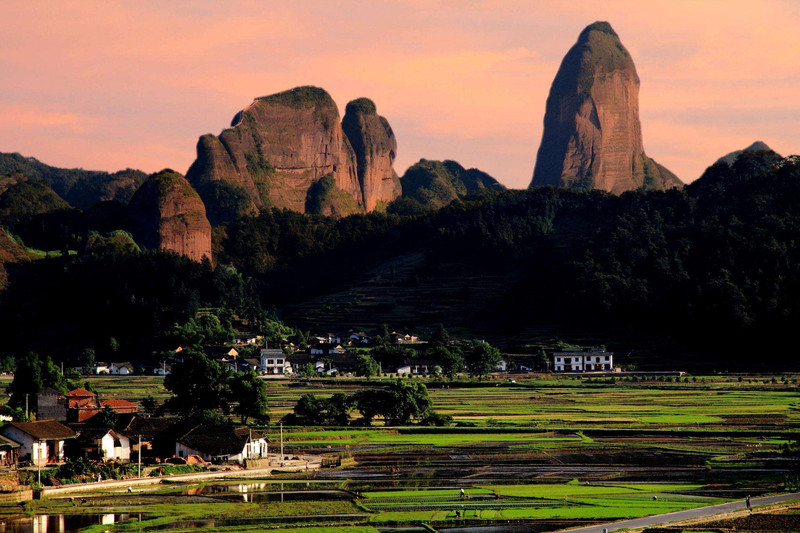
(342, 98, 402, 211)
(186, 86, 366, 225)
(127, 170, 212, 262)
(530, 21, 681, 193)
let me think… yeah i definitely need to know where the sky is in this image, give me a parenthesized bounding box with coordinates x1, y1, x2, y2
(1, 1, 799, 189)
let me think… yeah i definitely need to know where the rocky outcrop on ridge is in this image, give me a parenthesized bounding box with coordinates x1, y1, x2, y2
(392, 159, 505, 213)
(342, 98, 402, 211)
(186, 86, 371, 225)
(530, 21, 682, 193)
(716, 141, 777, 166)
(127, 170, 212, 262)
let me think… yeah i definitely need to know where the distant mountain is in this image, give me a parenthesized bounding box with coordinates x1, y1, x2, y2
(392, 159, 505, 213)
(715, 141, 777, 166)
(530, 21, 681, 192)
(186, 86, 400, 224)
(0, 226, 31, 288)
(0, 152, 147, 209)
(0, 178, 72, 229)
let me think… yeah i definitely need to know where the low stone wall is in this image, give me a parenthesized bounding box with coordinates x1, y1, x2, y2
(0, 490, 32, 504)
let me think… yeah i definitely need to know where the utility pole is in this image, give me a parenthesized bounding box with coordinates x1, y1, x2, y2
(280, 422, 284, 459)
(25, 394, 29, 420)
(37, 442, 41, 485)
(137, 434, 142, 478)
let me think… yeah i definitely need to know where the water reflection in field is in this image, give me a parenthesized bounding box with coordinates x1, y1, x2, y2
(0, 513, 131, 533)
(183, 482, 353, 503)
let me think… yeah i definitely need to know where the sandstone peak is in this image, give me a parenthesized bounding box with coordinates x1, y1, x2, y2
(127, 169, 212, 262)
(531, 21, 681, 193)
(342, 98, 401, 211)
(186, 86, 365, 224)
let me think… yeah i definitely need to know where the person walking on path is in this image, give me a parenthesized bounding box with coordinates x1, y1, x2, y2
(460, 488, 465, 499)
(746, 494, 751, 510)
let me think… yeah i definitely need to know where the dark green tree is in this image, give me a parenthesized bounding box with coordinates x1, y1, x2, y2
(231, 370, 270, 424)
(354, 354, 380, 378)
(465, 342, 502, 380)
(433, 346, 464, 380)
(429, 324, 451, 349)
(382, 380, 432, 425)
(324, 393, 354, 426)
(8, 352, 44, 412)
(289, 393, 326, 425)
(164, 351, 233, 418)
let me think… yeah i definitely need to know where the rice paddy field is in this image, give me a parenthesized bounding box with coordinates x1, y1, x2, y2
(3, 374, 800, 531)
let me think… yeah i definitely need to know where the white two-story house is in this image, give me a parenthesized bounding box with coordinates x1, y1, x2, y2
(553, 348, 614, 372)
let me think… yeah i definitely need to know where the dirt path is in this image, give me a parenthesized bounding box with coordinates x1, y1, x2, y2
(559, 492, 800, 533)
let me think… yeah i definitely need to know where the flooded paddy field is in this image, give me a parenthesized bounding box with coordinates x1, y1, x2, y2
(3, 375, 800, 531)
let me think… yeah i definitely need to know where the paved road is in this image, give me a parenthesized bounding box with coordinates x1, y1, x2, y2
(560, 492, 800, 533)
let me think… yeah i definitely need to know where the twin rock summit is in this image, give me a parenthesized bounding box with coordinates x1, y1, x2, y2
(14, 22, 705, 262)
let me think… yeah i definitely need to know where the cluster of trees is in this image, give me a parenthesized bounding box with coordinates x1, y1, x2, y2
(163, 351, 269, 424)
(281, 380, 448, 426)
(361, 326, 502, 380)
(6, 352, 69, 417)
(0, 251, 264, 362)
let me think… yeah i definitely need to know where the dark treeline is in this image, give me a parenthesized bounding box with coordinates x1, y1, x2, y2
(0, 251, 263, 361)
(220, 151, 800, 369)
(2, 150, 799, 369)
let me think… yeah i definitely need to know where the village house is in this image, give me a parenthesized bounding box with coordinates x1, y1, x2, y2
(393, 332, 421, 344)
(347, 332, 371, 345)
(93, 362, 110, 375)
(396, 360, 441, 376)
(309, 343, 346, 356)
(71, 428, 131, 462)
(0, 420, 76, 466)
(0, 435, 20, 467)
(234, 333, 261, 345)
(175, 425, 268, 464)
(553, 347, 614, 372)
(120, 416, 183, 461)
(108, 362, 134, 375)
(260, 348, 290, 375)
(66, 388, 101, 422)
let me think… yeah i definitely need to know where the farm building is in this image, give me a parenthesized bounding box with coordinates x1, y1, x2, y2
(175, 424, 268, 464)
(0, 420, 75, 466)
(553, 348, 614, 372)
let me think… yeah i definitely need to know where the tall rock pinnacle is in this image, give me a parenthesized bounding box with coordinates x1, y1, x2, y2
(530, 21, 682, 192)
(342, 98, 402, 211)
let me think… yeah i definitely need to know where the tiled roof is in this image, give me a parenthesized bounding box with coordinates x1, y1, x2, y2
(178, 424, 267, 456)
(4, 420, 76, 440)
(100, 399, 138, 409)
(66, 388, 95, 397)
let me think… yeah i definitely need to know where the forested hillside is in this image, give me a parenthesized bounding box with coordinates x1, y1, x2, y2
(1, 150, 799, 369)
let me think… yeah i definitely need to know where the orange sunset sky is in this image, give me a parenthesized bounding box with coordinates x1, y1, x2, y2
(1, 1, 799, 189)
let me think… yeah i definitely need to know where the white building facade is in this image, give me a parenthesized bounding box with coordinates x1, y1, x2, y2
(553, 348, 614, 372)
